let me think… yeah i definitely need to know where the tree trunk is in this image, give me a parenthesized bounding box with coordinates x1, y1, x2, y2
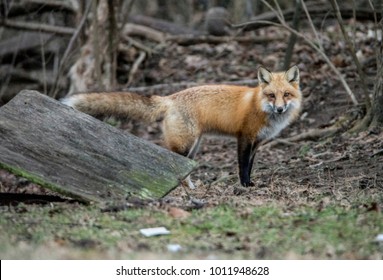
(370, 3, 383, 130)
(68, 0, 119, 94)
(370, 71, 383, 130)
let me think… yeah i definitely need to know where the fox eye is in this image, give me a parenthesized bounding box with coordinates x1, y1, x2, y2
(268, 93, 275, 98)
(284, 92, 290, 97)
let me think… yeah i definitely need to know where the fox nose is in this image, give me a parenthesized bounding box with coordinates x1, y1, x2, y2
(276, 107, 284, 114)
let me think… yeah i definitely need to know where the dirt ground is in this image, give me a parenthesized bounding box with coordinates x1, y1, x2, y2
(117, 21, 383, 209)
(1, 117, 382, 209)
(1, 21, 382, 208)
(0, 20, 382, 260)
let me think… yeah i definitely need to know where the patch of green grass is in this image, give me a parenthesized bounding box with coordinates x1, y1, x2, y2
(0, 202, 382, 259)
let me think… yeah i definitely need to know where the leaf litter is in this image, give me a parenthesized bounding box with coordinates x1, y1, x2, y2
(1, 19, 382, 259)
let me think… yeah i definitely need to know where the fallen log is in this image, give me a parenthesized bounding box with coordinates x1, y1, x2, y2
(0, 32, 53, 58)
(2, 19, 75, 36)
(0, 90, 196, 204)
(166, 34, 283, 46)
(233, 6, 382, 31)
(3, 0, 75, 18)
(129, 15, 201, 35)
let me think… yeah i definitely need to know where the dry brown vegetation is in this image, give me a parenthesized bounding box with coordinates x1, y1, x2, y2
(0, 0, 382, 259)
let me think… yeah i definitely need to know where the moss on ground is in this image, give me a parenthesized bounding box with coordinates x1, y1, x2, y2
(1, 201, 382, 259)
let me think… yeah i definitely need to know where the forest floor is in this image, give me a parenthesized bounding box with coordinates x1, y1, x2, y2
(1, 20, 383, 259)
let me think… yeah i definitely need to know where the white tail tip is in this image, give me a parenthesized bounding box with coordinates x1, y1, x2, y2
(60, 96, 76, 108)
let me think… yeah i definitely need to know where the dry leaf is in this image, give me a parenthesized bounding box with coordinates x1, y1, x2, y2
(168, 207, 191, 219)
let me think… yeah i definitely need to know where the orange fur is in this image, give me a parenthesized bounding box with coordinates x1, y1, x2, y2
(61, 66, 302, 187)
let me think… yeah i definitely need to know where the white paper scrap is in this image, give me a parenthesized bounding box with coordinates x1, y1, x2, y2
(375, 234, 383, 242)
(167, 244, 182, 252)
(140, 227, 170, 237)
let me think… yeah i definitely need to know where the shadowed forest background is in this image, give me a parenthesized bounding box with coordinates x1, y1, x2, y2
(0, 0, 382, 259)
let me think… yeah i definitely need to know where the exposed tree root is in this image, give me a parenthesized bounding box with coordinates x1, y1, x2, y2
(261, 126, 339, 150)
(348, 110, 372, 134)
(262, 110, 360, 149)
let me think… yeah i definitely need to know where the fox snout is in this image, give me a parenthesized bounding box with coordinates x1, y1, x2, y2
(262, 100, 289, 114)
(276, 106, 284, 114)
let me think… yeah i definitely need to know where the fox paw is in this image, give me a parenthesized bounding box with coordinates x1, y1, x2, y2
(241, 181, 255, 187)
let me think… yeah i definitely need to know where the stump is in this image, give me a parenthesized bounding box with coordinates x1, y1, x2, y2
(0, 90, 196, 203)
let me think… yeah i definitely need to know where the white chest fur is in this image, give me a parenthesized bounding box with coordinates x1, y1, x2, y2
(258, 113, 292, 140)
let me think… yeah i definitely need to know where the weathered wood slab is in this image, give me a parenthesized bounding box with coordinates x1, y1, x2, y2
(0, 90, 196, 203)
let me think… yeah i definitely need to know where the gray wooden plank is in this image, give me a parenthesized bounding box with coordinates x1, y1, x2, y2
(0, 90, 196, 203)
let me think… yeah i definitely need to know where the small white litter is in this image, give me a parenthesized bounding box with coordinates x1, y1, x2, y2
(375, 234, 383, 242)
(167, 244, 182, 252)
(139, 227, 170, 237)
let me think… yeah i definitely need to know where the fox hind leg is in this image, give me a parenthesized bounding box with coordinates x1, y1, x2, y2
(184, 136, 202, 189)
(163, 117, 201, 189)
(187, 136, 202, 159)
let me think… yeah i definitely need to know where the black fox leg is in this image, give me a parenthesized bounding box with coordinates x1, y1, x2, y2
(237, 137, 253, 187)
(247, 153, 256, 187)
(247, 140, 261, 184)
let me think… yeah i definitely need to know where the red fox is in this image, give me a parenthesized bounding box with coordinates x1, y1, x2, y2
(61, 65, 302, 188)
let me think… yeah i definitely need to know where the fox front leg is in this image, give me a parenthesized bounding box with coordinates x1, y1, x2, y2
(247, 140, 261, 184)
(237, 137, 255, 187)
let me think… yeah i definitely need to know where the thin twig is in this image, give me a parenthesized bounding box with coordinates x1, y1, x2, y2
(272, 0, 285, 23)
(260, 126, 340, 150)
(166, 34, 282, 45)
(283, 0, 302, 70)
(120, 36, 155, 54)
(119, 0, 136, 34)
(236, 19, 359, 105)
(122, 23, 165, 43)
(40, 33, 47, 95)
(50, 0, 92, 98)
(127, 51, 146, 87)
(300, 0, 323, 51)
(107, 0, 117, 89)
(211, 174, 238, 186)
(329, 0, 370, 109)
(92, 0, 102, 89)
(261, 0, 284, 23)
(3, 19, 75, 35)
(366, 0, 381, 65)
(371, 149, 383, 157)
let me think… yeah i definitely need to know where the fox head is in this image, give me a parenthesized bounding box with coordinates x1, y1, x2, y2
(257, 65, 301, 115)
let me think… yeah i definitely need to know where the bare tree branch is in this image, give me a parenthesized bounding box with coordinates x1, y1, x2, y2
(127, 51, 146, 87)
(166, 34, 283, 46)
(2, 19, 75, 35)
(329, 0, 370, 109)
(233, 5, 382, 31)
(235, 2, 359, 106)
(50, 0, 92, 98)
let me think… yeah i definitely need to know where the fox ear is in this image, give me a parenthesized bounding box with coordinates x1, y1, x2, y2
(258, 66, 272, 84)
(285, 65, 299, 83)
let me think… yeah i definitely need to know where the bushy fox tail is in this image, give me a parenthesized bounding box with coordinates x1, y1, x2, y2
(61, 92, 169, 122)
